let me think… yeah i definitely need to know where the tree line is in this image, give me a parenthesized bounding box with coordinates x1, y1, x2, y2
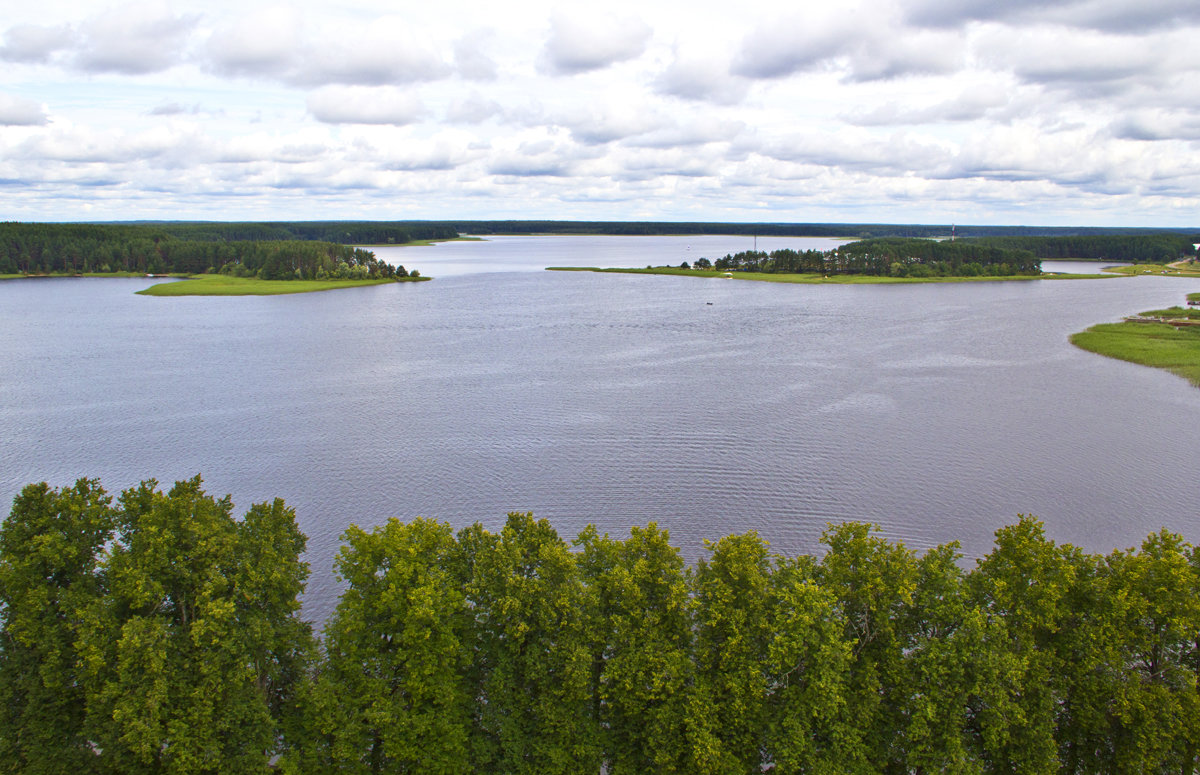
(152, 221, 458, 245)
(702, 238, 1041, 277)
(3, 477, 1198, 774)
(974, 234, 1198, 264)
(0, 223, 414, 279)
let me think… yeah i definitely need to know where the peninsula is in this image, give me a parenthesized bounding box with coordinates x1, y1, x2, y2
(1071, 292, 1200, 385)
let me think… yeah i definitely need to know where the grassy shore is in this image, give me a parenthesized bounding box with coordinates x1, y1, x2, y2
(547, 267, 1115, 283)
(136, 274, 427, 296)
(1070, 294, 1200, 385)
(1099, 262, 1200, 278)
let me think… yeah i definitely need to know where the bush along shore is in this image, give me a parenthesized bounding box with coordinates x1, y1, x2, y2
(3, 476, 1200, 773)
(1071, 292, 1200, 385)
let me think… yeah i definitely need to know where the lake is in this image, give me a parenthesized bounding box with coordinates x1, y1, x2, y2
(2, 236, 1198, 623)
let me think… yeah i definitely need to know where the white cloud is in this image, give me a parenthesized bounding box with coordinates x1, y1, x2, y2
(732, 7, 965, 83)
(0, 23, 74, 63)
(446, 93, 503, 124)
(454, 31, 497, 81)
(206, 10, 450, 86)
(541, 10, 651, 74)
(205, 6, 302, 80)
(0, 94, 49, 125)
(656, 51, 748, 105)
(845, 86, 1014, 126)
(74, 2, 196, 75)
(306, 86, 424, 125)
(904, 0, 1200, 32)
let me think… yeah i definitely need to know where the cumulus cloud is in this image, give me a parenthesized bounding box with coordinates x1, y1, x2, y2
(733, 8, 964, 82)
(1109, 110, 1200, 141)
(905, 0, 1200, 32)
(656, 52, 748, 105)
(206, 10, 450, 86)
(733, 13, 850, 79)
(555, 104, 667, 145)
(750, 129, 949, 177)
(446, 93, 503, 124)
(454, 31, 497, 81)
(541, 10, 651, 75)
(487, 135, 588, 177)
(976, 26, 1163, 88)
(625, 118, 746, 149)
(306, 86, 424, 125)
(74, 2, 197, 75)
(846, 87, 1013, 126)
(381, 139, 476, 171)
(205, 6, 301, 80)
(0, 93, 49, 125)
(0, 23, 74, 63)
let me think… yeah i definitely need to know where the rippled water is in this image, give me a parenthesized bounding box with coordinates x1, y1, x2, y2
(2, 237, 1198, 623)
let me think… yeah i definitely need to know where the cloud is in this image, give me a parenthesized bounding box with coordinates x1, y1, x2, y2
(733, 13, 849, 79)
(1109, 111, 1200, 141)
(556, 104, 667, 145)
(381, 140, 475, 171)
(842, 29, 965, 81)
(978, 27, 1162, 87)
(0, 93, 49, 125)
(306, 86, 424, 125)
(148, 102, 188, 116)
(904, 0, 1200, 32)
(446, 93, 503, 124)
(656, 52, 748, 105)
(454, 31, 497, 81)
(541, 10, 651, 75)
(206, 10, 450, 86)
(750, 129, 949, 177)
(296, 36, 450, 87)
(74, 2, 197, 75)
(625, 118, 746, 149)
(205, 6, 301, 80)
(732, 9, 964, 82)
(846, 87, 1013, 126)
(0, 23, 74, 64)
(486, 135, 588, 177)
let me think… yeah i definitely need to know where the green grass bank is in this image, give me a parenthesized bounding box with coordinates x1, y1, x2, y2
(1070, 294, 1200, 385)
(136, 274, 428, 296)
(547, 266, 1117, 283)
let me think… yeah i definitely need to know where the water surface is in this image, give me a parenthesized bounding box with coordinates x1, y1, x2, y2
(2, 236, 1197, 622)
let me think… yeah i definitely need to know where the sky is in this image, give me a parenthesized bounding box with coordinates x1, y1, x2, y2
(1, 0, 1199, 226)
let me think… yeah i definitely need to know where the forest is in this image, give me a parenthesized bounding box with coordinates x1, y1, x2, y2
(704, 238, 1043, 277)
(2, 477, 1198, 774)
(0, 223, 412, 279)
(973, 234, 1198, 263)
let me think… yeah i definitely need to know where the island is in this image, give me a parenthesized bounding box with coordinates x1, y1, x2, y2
(550, 234, 1200, 283)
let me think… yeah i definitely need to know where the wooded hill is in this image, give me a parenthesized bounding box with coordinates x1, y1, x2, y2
(3, 476, 1198, 774)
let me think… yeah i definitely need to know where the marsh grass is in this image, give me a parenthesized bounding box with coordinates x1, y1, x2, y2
(136, 274, 425, 296)
(1071, 296, 1200, 385)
